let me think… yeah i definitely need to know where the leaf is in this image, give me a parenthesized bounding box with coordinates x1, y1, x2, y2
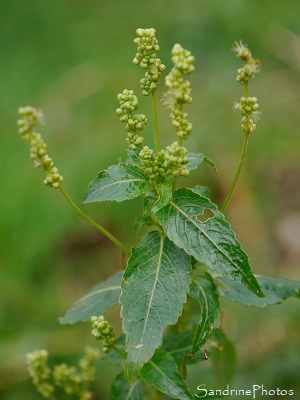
(111, 372, 143, 400)
(218, 275, 300, 307)
(103, 335, 125, 365)
(134, 215, 156, 232)
(156, 188, 263, 297)
(140, 349, 193, 400)
(152, 178, 173, 214)
(127, 149, 143, 167)
(162, 331, 203, 365)
(82, 163, 151, 203)
(59, 271, 122, 324)
(189, 275, 220, 353)
(120, 231, 192, 381)
(186, 153, 218, 173)
(211, 329, 237, 387)
(191, 185, 211, 198)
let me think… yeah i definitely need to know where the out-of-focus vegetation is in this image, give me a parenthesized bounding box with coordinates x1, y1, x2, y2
(1, 1, 299, 398)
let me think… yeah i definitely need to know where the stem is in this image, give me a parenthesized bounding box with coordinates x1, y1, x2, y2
(220, 131, 250, 213)
(111, 345, 127, 359)
(152, 90, 160, 153)
(58, 185, 131, 256)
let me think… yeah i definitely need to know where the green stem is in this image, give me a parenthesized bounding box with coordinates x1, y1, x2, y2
(152, 90, 160, 153)
(220, 131, 250, 214)
(58, 185, 131, 256)
(111, 345, 127, 359)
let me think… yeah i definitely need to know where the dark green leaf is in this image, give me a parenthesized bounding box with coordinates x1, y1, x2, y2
(156, 188, 263, 297)
(191, 185, 211, 198)
(111, 372, 143, 400)
(218, 275, 300, 307)
(120, 231, 192, 381)
(189, 276, 220, 353)
(59, 271, 122, 324)
(134, 215, 156, 232)
(162, 331, 204, 365)
(152, 178, 173, 214)
(186, 153, 218, 173)
(140, 349, 193, 400)
(83, 163, 151, 203)
(127, 149, 143, 166)
(211, 329, 237, 386)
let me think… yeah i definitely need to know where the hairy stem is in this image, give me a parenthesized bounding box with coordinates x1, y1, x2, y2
(152, 90, 160, 153)
(58, 186, 131, 256)
(220, 131, 250, 213)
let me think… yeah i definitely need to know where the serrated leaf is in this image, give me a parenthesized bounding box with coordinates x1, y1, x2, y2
(127, 149, 143, 166)
(120, 231, 192, 381)
(187, 153, 218, 173)
(59, 271, 122, 324)
(189, 276, 220, 353)
(156, 188, 263, 297)
(140, 349, 193, 400)
(111, 372, 143, 400)
(219, 275, 300, 307)
(83, 163, 151, 203)
(152, 178, 173, 214)
(211, 329, 237, 386)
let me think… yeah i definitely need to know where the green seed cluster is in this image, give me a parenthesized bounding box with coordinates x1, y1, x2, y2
(91, 315, 116, 353)
(232, 41, 260, 84)
(53, 364, 81, 396)
(116, 89, 146, 151)
(162, 141, 189, 177)
(139, 146, 165, 179)
(18, 106, 64, 188)
(163, 44, 195, 140)
(133, 28, 166, 96)
(26, 350, 55, 399)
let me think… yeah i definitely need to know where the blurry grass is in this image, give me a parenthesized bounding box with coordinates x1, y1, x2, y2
(1, 0, 300, 398)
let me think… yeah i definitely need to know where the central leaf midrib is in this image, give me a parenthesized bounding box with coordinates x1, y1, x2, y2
(169, 199, 253, 287)
(78, 285, 120, 301)
(135, 235, 165, 363)
(92, 177, 148, 195)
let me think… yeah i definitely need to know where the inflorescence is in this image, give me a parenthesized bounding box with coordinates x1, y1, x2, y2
(91, 315, 117, 353)
(232, 41, 261, 134)
(18, 106, 64, 188)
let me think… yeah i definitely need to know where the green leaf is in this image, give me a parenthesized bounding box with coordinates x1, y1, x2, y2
(140, 349, 193, 400)
(103, 335, 125, 365)
(189, 276, 220, 353)
(111, 372, 143, 400)
(133, 215, 156, 232)
(186, 153, 218, 173)
(156, 188, 263, 297)
(83, 163, 151, 203)
(162, 331, 203, 365)
(191, 185, 211, 198)
(59, 271, 122, 324)
(127, 149, 143, 166)
(218, 275, 300, 307)
(211, 329, 237, 387)
(120, 231, 192, 381)
(152, 178, 173, 214)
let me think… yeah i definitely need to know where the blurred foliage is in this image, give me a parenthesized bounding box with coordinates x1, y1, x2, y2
(1, 0, 300, 398)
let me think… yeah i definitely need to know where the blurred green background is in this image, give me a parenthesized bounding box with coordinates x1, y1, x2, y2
(1, 0, 300, 398)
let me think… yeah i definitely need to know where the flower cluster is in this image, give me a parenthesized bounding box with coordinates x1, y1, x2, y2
(163, 44, 195, 140)
(133, 28, 166, 95)
(162, 141, 189, 177)
(18, 106, 64, 188)
(91, 315, 116, 353)
(26, 350, 55, 398)
(139, 146, 165, 179)
(116, 89, 146, 151)
(234, 96, 261, 134)
(232, 41, 260, 84)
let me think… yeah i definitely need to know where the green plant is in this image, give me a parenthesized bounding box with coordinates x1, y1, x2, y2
(19, 28, 300, 399)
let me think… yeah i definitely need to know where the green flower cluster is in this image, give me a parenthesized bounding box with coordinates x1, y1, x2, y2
(162, 141, 189, 177)
(163, 44, 195, 140)
(231, 40, 260, 84)
(116, 89, 146, 151)
(26, 350, 55, 399)
(133, 28, 166, 95)
(139, 146, 165, 179)
(91, 315, 116, 353)
(18, 106, 64, 188)
(26, 347, 100, 400)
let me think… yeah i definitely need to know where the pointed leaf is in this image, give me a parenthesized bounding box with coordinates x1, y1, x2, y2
(111, 372, 143, 400)
(191, 185, 211, 198)
(134, 215, 156, 232)
(59, 271, 122, 324)
(211, 329, 237, 386)
(83, 163, 151, 203)
(186, 153, 218, 173)
(120, 231, 192, 380)
(140, 349, 193, 400)
(219, 275, 300, 307)
(152, 178, 173, 214)
(162, 331, 203, 365)
(127, 149, 143, 167)
(189, 276, 220, 353)
(156, 188, 263, 297)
